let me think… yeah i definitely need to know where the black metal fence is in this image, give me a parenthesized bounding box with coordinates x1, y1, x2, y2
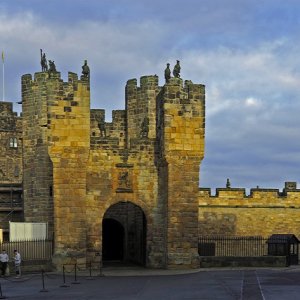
(199, 236, 287, 257)
(0, 240, 53, 260)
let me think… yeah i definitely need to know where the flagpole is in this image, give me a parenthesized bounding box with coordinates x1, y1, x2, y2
(2, 51, 4, 101)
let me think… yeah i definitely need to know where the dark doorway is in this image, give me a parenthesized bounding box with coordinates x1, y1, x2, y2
(102, 202, 147, 266)
(102, 218, 124, 261)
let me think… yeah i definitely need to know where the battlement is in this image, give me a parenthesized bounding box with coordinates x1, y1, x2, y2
(198, 182, 300, 237)
(22, 71, 89, 106)
(90, 109, 126, 149)
(0, 101, 16, 115)
(199, 184, 300, 207)
(0, 101, 21, 132)
(0, 100, 23, 185)
(126, 75, 159, 89)
(163, 77, 205, 104)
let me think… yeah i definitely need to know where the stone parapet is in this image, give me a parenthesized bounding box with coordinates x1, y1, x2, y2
(199, 187, 300, 207)
(198, 185, 300, 237)
(126, 76, 160, 142)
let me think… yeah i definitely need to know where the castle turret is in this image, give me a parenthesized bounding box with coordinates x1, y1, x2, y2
(125, 75, 160, 144)
(22, 72, 54, 236)
(22, 70, 90, 268)
(157, 77, 205, 268)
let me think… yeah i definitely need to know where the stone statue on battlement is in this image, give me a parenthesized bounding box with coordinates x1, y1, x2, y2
(164, 63, 171, 83)
(48, 60, 57, 73)
(173, 60, 181, 78)
(82, 60, 90, 80)
(40, 49, 48, 72)
(226, 178, 231, 188)
(98, 116, 106, 137)
(140, 117, 149, 138)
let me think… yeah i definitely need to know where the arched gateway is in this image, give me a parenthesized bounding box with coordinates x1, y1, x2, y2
(102, 202, 147, 266)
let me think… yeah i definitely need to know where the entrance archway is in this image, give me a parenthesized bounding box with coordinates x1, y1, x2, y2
(102, 202, 147, 266)
(102, 218, 124, 261)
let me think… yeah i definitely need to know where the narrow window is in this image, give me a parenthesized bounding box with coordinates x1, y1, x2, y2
(9, 137, 18, 148)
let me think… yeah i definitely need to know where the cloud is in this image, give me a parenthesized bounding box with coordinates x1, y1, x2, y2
(0, 11, 172, 113)
(0, 2, 300, 191)
(245, 97, 261, 108)
(183, 41, 300, 190)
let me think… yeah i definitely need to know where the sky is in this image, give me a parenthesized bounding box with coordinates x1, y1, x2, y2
(0, 0, 300, 192)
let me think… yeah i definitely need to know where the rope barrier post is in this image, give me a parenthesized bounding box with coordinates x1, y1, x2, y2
(98, 259, 104, 277)
(60, 265, 70, 288)
(86, 261, 95, 280)
(72, 263, 80, 284)
(0, 281, 6, 299)
(39, 269, 48, 293)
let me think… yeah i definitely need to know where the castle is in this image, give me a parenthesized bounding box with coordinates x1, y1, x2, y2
(0, 62, 299, 269)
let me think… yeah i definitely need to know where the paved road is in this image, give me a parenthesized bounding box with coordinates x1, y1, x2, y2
(1, 267, 300, 299)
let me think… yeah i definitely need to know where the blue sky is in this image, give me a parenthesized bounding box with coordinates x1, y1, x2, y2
(1, 0, 300, 191)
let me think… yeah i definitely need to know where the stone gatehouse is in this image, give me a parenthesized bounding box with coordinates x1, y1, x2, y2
(2, 62, 298, 271)
(21, 67, 205, 269)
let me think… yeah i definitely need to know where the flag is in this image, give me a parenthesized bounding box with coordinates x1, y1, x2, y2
(1, 51, 3, 63)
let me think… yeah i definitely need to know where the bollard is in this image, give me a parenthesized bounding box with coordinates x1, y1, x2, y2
(39, 269, 48, 293)
(86, 261, 95, 280)
(60, 265, 70, 288)
(72, 263, 80, 284)
(98, 259, 104, 277)
(0, 281, 6, 299)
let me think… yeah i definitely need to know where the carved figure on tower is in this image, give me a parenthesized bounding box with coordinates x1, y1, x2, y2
(48, 60, 57, 72)
(164, 63, 171, 83)
(40, 49, 48, 72)
(82, 60, 90, 79)
(173, 60, 181, 78)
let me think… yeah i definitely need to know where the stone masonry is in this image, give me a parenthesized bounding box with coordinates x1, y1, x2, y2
(21, 68, 205, 269)
(1, 62, 296, 270)
(0, 102, 23, 237)
(198, 184, 300, 238)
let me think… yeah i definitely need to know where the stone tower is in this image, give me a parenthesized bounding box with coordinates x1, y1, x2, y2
(22, 66, 205, 269)
(22, 71, 90, 265)
(156, 77, 205, 267)
(22, 72, 55, 237)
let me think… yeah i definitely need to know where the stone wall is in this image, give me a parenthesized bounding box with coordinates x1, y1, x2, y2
(158, 78, 205, 268)
(47, 72, 90, 266)
(0, 102, 22, 184)
(86, 76, 164, 268)
(199, 256, 288, 268)
(0, 102, 23, 237)
(17, 65, 300, 271)
(22, 73, 54, 237)
(86, 75, 205, 269)
(198, 186, 300, 238)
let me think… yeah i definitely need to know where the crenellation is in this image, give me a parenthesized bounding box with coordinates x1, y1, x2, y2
(198, 184, 300, 237)
(140, 75, 159, 89)
(89, 109, 127, 148)
(126, 76, 160, 142)
(110, 110, 126, 145)
(199, 186, 300, 202)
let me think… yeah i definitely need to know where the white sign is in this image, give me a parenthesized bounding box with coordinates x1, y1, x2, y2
(9, 222, 48, 241)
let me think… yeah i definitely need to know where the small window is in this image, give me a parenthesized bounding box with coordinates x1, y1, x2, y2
(9, 137, 18, 148)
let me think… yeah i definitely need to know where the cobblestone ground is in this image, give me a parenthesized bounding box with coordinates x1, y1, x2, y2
(1, 267, 300, 299)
